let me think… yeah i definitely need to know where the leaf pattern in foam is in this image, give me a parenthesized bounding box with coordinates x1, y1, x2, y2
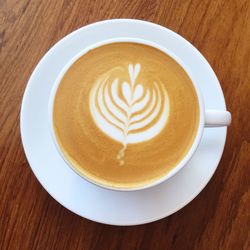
(89, 63, 169, 165)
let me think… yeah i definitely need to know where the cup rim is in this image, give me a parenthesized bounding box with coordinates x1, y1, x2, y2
(48, 37, 205, 191)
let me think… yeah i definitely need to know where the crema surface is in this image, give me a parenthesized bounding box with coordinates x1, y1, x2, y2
(53, 43, 199, 188)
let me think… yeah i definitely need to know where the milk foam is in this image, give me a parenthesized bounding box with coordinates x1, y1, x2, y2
(89, 64, 169, 164)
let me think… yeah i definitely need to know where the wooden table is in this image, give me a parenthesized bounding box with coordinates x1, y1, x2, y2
(1, 0, 249, 249)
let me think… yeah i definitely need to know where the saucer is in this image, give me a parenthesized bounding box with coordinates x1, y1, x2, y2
(20, 19, 227, 225)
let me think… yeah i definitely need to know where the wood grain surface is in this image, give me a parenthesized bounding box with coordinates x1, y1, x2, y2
(0, 0, 249, 249)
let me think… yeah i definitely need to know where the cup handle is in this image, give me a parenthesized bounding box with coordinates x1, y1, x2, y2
(205, 110, 231, 127)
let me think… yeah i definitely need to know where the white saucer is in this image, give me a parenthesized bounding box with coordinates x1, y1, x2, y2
(21, 19, 227, 226)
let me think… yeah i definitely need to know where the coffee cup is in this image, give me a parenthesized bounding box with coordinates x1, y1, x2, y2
(49, 38, 231, 191)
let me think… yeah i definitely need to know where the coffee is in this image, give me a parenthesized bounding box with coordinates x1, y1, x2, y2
(53, 42, 200, 188)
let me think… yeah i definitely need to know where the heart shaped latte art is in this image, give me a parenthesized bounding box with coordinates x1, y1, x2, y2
(89, 63, 170, 165)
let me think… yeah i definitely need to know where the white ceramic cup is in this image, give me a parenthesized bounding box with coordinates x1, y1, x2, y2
(48, 37, 231, 191)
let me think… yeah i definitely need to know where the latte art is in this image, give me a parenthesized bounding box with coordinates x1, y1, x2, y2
(90, 64, 169, 164)
(53, 42, 200, 188)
